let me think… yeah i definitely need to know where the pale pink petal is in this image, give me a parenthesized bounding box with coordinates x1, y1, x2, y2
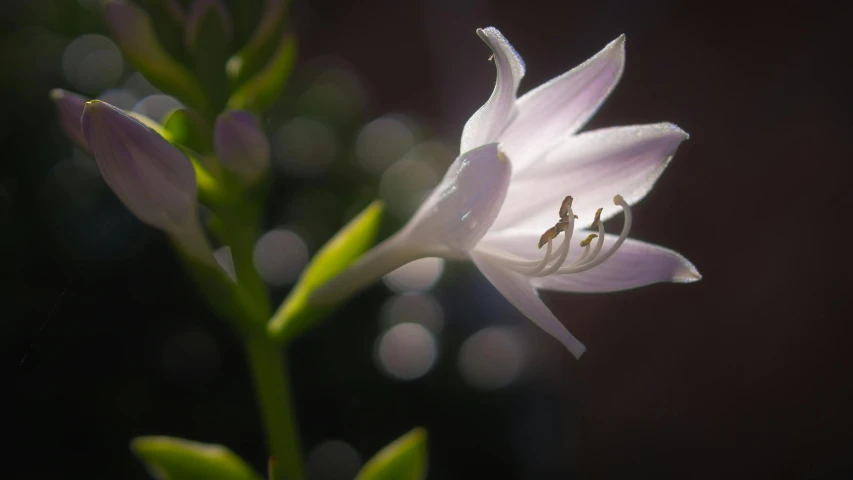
(499, 35, 625, 169)
(471, 250, 586, 358)
(477, 228, 701, 293)
(492, 123, 688, 231)
(460, 27, 525, 154)
(312, 143, 512, 306)
(81, 100, 197, 234)
(50, 89, 91, 153)
(404, 143, 512, 254)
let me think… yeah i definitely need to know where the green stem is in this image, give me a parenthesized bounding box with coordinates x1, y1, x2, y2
(244, 334, 304, 480)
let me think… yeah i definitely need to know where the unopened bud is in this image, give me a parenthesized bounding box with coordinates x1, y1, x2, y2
(50, 89, 90, 153)
(214, 110, 270, 182)
(81, 100, 214, 264)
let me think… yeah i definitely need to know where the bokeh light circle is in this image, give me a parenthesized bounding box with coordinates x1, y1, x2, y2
(376, 323, 437, 381)
(253, 228, 310, 286)
(383, 257, 444, 293)
(62, 34, 123, 94)
(458, 327, 525, 390)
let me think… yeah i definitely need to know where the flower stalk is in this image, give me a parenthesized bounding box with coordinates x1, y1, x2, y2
(244, 334, 304, 480)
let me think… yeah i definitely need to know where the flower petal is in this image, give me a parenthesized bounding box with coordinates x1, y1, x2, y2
(499, 35, 625, 169)
(492, 123, 688, 231)
(82, 100, 197, 234)
(50, 89, 91, 153)
(477, 228, 701, 292)
(460, 27, 525, 154)
(471, 250, 586, 358)
(404, 142, 512, 255)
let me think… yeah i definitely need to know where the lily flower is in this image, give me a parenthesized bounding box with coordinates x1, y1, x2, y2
(81, 100, 216, 266)
(314, 27, 700, 358)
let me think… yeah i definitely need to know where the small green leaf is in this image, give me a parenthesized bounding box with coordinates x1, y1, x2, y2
(164, 108, 214, 154)
(226, 0, 289, 89)
(227, 33, 296, 112)
(355, 428, 428, 480)
(131, 436, 262, 480)
(268, 201, 384, 342)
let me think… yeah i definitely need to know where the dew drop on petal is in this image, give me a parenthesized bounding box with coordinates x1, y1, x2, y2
(375, 323, 437, 381)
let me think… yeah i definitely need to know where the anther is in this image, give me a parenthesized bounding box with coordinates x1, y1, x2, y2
(590, 207, 604, 230)
(538, 226, 559, 249)
(579, 233, 598, 247)
(559, 196, 573, 219)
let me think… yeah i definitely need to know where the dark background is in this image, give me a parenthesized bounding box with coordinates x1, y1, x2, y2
(4, 0, 853, 479)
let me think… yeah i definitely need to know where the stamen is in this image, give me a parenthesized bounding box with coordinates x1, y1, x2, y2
(556, 195, 631, 274)
(475, 194, 632, 280)
(590, 207, 603, 231)
(579, 233, 598, 247)
(559, 196, 573, 220)
(538, 226, 558, 249)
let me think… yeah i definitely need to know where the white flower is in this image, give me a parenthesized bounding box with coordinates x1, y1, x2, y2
(314, 27, 700, 357)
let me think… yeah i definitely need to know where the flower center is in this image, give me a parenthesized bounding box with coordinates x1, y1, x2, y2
(480, 194, 632, 277)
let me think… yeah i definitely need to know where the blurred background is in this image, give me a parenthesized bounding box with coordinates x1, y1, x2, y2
(4, 0, 853, 478)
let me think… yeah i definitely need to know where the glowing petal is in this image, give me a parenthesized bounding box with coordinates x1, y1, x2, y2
(460, 27, 525, 154)
(471, 250, 586, 358)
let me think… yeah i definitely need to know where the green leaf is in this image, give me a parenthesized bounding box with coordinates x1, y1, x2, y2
(267, 201, 384, 342)
(355, 428, 428, 480)
(139, 0, 186, 61)
(227, 33, 296, 112)
(104, 0, 210, 116)
(187, 2, 233, 111)
(226, 0, 289, 89)
(164, 108, 214, 154)
(131, 436, 262, 480)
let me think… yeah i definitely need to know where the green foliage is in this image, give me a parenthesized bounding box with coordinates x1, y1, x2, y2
(268, 201, 384, 342)
(227, 33, 297, 112)
(131, 436, 262, 480)
(188, 3, 233, 111)
(355, 428, 429, 480)
(103, 1, 210, 116)
(227, 0, 289, 89)
(164, 108, 214, 154)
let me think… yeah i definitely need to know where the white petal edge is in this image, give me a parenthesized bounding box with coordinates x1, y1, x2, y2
(403, 142, 512, 254)
(476, 229, 701, 293)
(492, 122, 689, 231)
(460, 27, 525, 154)
(312, 143, 512, 306)
(498, 35, 626, 170)
(471, 250, 587, 358)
